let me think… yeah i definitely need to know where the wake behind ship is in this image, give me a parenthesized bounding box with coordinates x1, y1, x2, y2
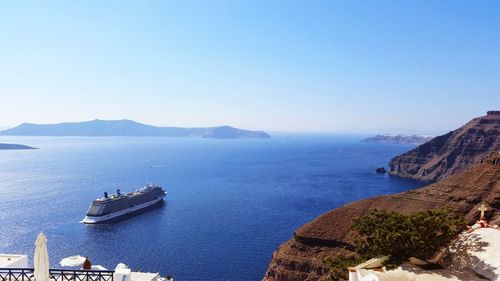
(82, 184, 166, 224)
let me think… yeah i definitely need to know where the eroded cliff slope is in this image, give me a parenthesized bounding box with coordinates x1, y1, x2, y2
(263, 151, 500, 281)
(388, 111, 500, 182)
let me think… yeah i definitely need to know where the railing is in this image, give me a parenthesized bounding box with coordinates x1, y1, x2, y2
(0, 268, 114, 281)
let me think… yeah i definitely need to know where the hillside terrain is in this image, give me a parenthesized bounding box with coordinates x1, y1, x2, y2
(263, 151, 500, 281)
(263, 112, 500, 281)
(389, 111, 500, 182)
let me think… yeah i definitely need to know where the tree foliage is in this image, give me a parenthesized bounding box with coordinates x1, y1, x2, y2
(351, 208, 465, 269)
(323, 255, 361, 281)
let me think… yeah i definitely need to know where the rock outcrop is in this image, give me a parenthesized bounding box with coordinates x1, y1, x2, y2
(263, 151, 500, 281)
(388, 111, 500, 182)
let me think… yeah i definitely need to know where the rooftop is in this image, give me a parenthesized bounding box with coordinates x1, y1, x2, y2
(0, 254, 27, 268)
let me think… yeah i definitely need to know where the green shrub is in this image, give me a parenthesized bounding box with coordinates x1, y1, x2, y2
(351, 208, 465, 269)
(323, 254, 362, 281)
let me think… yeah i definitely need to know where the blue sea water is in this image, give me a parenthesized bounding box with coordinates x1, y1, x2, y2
(0, 135, 423, 281)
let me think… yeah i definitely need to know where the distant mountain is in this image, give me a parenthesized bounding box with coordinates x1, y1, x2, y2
(362, 134, 434, 145)
(389, 111, 500, 182)
(0, 119, 271, 139)
(0, 143, 37, 150)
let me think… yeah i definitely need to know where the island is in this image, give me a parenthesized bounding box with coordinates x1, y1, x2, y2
(362, 134, 434, 145)
(0, 119, 271, 139)
(0, 143, 37, 150)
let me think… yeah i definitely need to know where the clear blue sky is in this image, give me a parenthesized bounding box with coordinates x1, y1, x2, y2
(0, 1, 498, 133)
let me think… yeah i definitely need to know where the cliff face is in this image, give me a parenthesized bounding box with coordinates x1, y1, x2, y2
(263, 151, 500, 281)
(388, 111, 500, 182)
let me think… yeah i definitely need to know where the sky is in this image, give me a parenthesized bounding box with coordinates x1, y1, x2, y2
(0, 1, 498, 133)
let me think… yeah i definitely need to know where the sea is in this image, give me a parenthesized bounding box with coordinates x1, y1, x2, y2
(0, 135, 424, 281)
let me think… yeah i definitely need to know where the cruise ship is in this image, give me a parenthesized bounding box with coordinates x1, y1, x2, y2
(82, 184, 166, 224)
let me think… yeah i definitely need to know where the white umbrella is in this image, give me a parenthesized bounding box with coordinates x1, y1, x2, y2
(34, 233, 51, 281)
(59, 256, 86, 267)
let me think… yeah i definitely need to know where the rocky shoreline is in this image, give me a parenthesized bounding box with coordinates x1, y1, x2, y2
(263, 151, 500, 281)
(388, 111, 500, 182)
(263, 111, 500, 281)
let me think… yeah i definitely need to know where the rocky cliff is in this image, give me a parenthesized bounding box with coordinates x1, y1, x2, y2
(263, 151, 500, 281)
(388, 111, 500, 182)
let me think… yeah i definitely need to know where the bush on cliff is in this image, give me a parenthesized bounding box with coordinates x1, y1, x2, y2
(323, 255, 362, 281)
(352, 208, 465, 269)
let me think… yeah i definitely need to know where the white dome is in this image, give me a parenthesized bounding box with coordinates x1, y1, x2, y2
(115, 263, 129, 270)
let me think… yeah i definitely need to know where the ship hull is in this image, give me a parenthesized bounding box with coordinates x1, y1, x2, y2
(82, 197, 164, 224)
